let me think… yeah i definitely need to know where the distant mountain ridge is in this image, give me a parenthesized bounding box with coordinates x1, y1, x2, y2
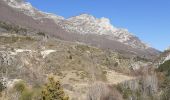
(3, 0, 149, 49)
(0, 0, 160, 59)
(60, 14, 150, 49)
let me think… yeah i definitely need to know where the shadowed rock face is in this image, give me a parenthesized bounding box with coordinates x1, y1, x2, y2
(0, 0, 160, 59)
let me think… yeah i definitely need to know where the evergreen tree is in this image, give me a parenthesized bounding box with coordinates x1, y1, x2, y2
(41, 77, 69, 100)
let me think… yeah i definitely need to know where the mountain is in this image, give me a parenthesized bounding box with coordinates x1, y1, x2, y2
(2, 0, 149, 49)
(0, 0, 160, 59)
(0, 0, 167, 100)
(60, 14, 149, 49)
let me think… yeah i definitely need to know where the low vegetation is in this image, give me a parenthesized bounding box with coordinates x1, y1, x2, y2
(157, 60, 170, 100)
(157, 60, 170, 76)
(0, 81, 6, 97)
(0, 77, 69, 100)
(0, 30, 166, 100)
(0, 21, 27, 34)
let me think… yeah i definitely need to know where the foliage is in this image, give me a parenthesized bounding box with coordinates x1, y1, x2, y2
(0, 81, 6, 97)
(37, 32, 46, 37)
(0, 21, 27, 34)
(76, 45, 90, 52)
(20, 90, 33, 100)
(13, 81, 33, 100)
(133, 56, 149, 62)
(116, 84, 133, 99)
(158, 60, 170, 76)
(41, 77, 69, 100)
(161, 87, 170, 100)
(0, 82, 5, 93)
(14, 81, 27, 93)
(157, 60, 170, 100)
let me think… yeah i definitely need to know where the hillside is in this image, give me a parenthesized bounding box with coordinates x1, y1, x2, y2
(0, 20, 160, 99)
(0, 0, 160, 60)
(0, 30, 138, 98)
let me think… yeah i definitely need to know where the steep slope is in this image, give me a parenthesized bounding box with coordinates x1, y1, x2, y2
(0, 32, 145, 99)
(0, 0, 160, 59)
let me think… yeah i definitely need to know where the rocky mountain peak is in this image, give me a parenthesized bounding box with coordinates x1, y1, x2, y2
(67, 14, 117, 33)
(69, 14, 95, 20)
(4, 0, 25, 4)
(2, 0, 64, 21)
(62, 14, 150, 49)
(3, 0, 32, 11)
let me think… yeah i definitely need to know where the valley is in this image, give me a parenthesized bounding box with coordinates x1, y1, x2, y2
(0, 0, 169, 100)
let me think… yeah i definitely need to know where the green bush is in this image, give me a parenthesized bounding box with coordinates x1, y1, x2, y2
(158, 60, 170, 76)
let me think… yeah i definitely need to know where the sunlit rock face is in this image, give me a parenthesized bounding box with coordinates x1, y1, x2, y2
(60, 14, 150, 49)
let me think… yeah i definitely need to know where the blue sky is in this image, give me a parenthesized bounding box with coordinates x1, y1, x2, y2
(26, 0, 170, 51)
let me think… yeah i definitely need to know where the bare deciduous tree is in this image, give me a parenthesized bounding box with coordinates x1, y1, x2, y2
(86, 82, 123, 100)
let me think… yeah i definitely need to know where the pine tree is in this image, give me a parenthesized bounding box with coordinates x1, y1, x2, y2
(41, 77, 69, 100)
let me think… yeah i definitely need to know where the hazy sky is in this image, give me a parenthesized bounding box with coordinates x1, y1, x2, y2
(26, 0, 170, 51)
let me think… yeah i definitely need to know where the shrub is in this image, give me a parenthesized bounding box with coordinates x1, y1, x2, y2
(133, 56, 149, 62)
(0, 21, 27, 34)
(0, 81, 6, 97)
(20, 90, 33, 100)
(158, 60, 170, 76)
(41, 76, 69, 100)
(116, 84, 133, 99)
(37, 32, 46, 37)
(14, 81, 26, 93)
(0, 82, 5, 93)
(13, 81, 33, 100)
